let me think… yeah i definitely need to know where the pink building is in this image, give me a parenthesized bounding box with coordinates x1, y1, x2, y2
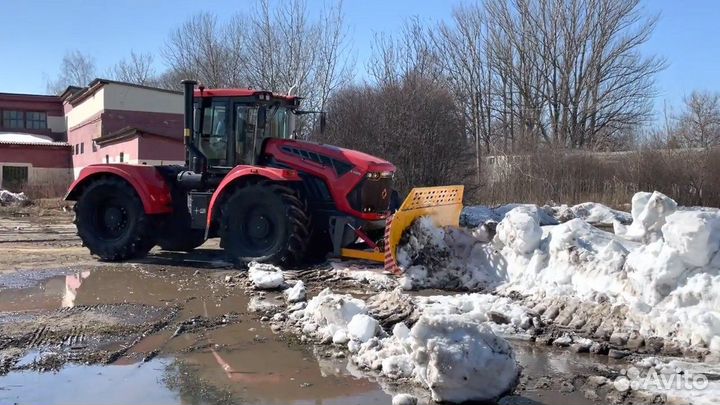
(64, 79, 185, 178)
(0, 79, 186, 195)
(0, 92, 72, 193)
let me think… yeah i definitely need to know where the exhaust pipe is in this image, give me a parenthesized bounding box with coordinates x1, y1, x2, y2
(180, 79, 206, 174)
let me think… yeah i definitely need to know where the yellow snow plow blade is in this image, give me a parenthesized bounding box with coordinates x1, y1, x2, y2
(383, 185, 464, 274)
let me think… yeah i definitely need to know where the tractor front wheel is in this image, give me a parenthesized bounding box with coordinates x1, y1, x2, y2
(74, 177, 155, 261)
(219, 181, 310, 266)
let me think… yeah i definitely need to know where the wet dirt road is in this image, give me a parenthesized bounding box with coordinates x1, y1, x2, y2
(0, 264, 394, 405)
(0, 207, 630, 405)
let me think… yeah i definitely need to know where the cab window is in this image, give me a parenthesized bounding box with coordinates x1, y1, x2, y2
(200, 103, 228, 166)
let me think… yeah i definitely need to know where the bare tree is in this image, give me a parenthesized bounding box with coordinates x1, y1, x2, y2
(319, 76, 472, 194)
(112, 51, 156, 85)
(46, 50, 97, 94)
(162, 12, 247, 88)
(160, 1, 351, 134)
(675, 91, 720, 148)
(480, 0, 665, 150)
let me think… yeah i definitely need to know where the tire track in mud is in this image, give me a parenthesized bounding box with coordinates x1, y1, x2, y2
(0, 303, 181, 374)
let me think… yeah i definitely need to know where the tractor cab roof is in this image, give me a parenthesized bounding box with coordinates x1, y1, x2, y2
(193, 88, 299, 103)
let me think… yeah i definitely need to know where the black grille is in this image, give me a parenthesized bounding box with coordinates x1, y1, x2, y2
(281, 146, 353, 176)
(348, 176, 393, 214)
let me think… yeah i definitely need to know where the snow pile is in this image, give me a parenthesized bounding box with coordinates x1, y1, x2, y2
(284, 280, 306, 303)
(396, 217, 502, 290)
(415, 293, 534, 336)
(493, 192, 720, 350)
(615, 191, 678, 242)
(0, 189, 30, 207)
(248, 262, 285, 289)
(392, 393, 418, 405)
(347, 314, 380, 342)
(624, 209, 720, 348)
(461, 204, 558, 228)
(551, 202, 631, 226)
(353, 315, 519, 402)
(496, 206, 542, 255)
(298, 288, 375, 343)
(330, 262, 397, 290)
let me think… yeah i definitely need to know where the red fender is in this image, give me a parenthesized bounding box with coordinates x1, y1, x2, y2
(65, 164, 173, 214)
(206, 165, 301, 230)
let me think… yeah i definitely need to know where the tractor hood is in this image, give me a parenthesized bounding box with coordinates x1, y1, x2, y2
(264, 138, 396, 175)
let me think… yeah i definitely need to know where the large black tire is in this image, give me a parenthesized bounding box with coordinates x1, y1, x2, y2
(74, 176, 155, 261)
(219, 181, 310, 266)
(157, 229, 206, 252)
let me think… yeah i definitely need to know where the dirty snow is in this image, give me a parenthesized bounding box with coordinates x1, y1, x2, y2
(284, 280, 306, 303)
(391, 393, 418, 405)
(299, 288, 369, 342)
(353, 315, 519, 402)
(0, 189, 30, 206)
(461, 204, 558, 228)
(551, 202, 632, 226)
(330, 262, 397, 290)
(396, 217, 503, 291)
(248, 262, 285, 289)
(294, 288, 520, 403)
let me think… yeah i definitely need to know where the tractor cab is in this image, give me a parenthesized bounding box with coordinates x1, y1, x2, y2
(192, 88, 301, 170)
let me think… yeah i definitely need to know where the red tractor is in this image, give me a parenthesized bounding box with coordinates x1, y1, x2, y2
(66, 80, 463, 269)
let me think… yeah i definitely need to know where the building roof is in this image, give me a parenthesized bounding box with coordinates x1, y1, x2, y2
(94, 126, 182, 146)
(65, 78, 181, 106)
(0, 92, 62, 103)
(0, 132, 69, 147)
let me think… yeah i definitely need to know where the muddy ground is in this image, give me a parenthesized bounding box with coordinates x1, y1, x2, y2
(0, 206, 687, 404)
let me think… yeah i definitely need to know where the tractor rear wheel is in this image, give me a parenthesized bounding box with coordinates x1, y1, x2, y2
(219, 181, 310, 266)
(74, 177, 155, 261)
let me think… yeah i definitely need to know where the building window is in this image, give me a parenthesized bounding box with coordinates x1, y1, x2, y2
(25, 112, 47, 129)
(2, 111, 24, 129)
(80, 143, 84, 154)
(1, 166, 29, 192)
(74, 144, 79, 155)
(105, 155, 109, 163)
(119, 152, 124, 163)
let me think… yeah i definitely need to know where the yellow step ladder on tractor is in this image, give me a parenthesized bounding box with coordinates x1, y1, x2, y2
(340, 185, 464, 273)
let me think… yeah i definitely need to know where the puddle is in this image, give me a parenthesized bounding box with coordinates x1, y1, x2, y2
(0, 265, 393, 405)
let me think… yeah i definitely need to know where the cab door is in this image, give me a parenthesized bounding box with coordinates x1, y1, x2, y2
(198, 99, 232, 168)
(232, 103, 259, 166)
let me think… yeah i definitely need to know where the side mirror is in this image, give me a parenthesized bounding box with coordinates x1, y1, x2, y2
(320, 112, 327, 134)
(258, 106, 267, 130)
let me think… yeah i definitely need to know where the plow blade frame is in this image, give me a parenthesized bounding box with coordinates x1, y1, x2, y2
(383, 185, 464, 274)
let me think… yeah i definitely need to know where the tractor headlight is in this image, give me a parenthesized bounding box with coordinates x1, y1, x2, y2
(366, 171, 394, 180)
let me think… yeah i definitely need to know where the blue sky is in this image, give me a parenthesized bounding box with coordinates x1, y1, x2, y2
(1, 0, 719, 116)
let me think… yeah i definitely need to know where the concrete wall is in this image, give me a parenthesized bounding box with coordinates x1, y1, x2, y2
(103, 83, 182, 115)
(101, 110, 183, 139)
(66, 87, 105, 129)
